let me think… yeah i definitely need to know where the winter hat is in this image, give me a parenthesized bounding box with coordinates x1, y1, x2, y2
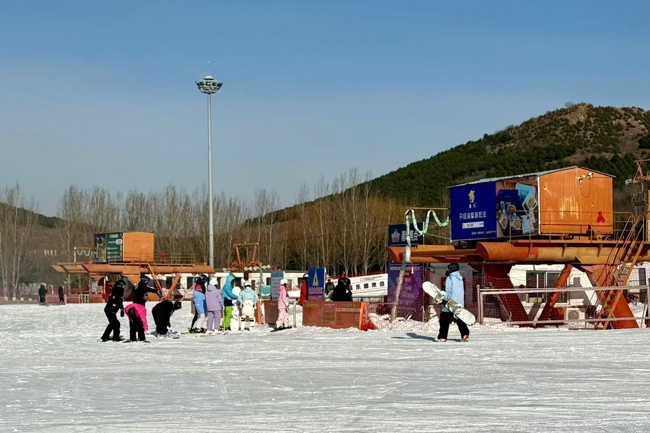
(244, 280, 252, 288)
(280, 279, 288, 286)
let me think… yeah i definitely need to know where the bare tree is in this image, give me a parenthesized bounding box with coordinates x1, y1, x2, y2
(0, 185, 38, 299)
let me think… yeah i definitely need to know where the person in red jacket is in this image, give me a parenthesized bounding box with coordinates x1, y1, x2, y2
(299, 273, 308, 305)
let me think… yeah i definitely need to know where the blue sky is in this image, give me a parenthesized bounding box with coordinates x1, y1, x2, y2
(1, 1, 649, 215)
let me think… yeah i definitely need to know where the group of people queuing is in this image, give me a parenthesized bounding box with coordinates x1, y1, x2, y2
(190, 273, 263, 333)
(98, 271, 361, 342)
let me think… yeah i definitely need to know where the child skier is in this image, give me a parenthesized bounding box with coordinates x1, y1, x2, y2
(100, 280, 125, 342)
(275, 279, 290, 330)
(152, 300, 182, 337)
(124, 302, 149, 342)
(437, 262, 470, 342)
(222, 273, 237, 330)
(205, 278, 224, 334)
(237, 281, 259, 331)
(190, 275, 208, 333)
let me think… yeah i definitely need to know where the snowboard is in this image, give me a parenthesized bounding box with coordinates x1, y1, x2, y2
(270, 326, 293, 333)
(422, 281, 476, 326)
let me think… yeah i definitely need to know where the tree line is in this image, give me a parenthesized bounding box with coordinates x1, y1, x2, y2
(1, 169, 412, 296)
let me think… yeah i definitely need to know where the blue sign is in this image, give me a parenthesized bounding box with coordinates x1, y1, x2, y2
(450, 182, 497, 241)
(388, 223, 424, 247)
(307, 268, 326, 301)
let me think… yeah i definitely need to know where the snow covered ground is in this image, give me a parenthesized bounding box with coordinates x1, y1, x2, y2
(2, 304, 650, 432)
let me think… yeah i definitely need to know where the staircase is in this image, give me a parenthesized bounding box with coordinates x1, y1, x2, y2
(593, 216, 645, 330)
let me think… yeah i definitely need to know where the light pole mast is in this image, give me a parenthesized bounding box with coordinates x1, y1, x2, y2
(196, 75, 223, 269)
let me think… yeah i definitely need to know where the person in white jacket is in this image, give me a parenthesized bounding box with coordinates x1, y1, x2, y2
(275, 279, 290, 330)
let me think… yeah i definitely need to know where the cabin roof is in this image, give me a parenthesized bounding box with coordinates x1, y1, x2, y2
(451, 166, 614, 188)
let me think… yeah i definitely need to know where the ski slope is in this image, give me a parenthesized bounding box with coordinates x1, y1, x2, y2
(1, 304, 650, 432)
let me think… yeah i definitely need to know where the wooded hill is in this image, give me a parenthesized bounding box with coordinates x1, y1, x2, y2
(369, 103, 650, 207)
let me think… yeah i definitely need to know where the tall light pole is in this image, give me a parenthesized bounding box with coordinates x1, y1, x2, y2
(196, 75, 223, 269)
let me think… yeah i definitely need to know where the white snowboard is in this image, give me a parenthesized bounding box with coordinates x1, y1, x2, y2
(422, 281, 476, 326)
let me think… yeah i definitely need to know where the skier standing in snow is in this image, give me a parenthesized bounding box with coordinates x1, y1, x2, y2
(38, 284, 47, 304)
(133, 275, 159, 305)
(275, 279, 290, 330)
(238, 281, 259, 331)
(100, 280, 125, 342)
(438, 263, 470, 342)
(152, 300, 182, 337)
(58, 285, 65, 303)
(190, 275, 208, 333)
(205, 278, 224, 334)
(222, 273, 237, 331)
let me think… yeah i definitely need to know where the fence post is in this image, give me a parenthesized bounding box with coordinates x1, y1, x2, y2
(478, 288, 484, 325)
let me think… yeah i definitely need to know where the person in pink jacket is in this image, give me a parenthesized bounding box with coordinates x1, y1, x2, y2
(124, 303, 149, 342)
(275, 279, 290, 330)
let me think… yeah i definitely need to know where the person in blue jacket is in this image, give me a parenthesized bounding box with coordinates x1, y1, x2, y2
(222, 273, 238, 331)
(238, 281, 259, 331)
(190, 274, 208, 333)
(437, 263, 470, 342)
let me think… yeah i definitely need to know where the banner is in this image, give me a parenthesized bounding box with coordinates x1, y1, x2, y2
(388, 262, 424, 321)
(301, 301, 364, 329)
(270, 270, 284, 300)
(450, 177, 538, 241)
(307, 268, 326, 301)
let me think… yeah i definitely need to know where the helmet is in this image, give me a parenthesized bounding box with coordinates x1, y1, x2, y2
(114, 280, 126, 290)
(140, 274, 150, 284)
(447, 262, 460, 274)
(173, 301, 182, 310)
(280, 278, 288, 286)
(244, 280, 252, 288)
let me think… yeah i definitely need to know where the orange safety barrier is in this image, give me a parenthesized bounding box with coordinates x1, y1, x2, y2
(302, 301, 368, 330)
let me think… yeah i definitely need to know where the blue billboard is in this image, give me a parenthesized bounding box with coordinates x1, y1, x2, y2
(388, 223, 424, 247)
(450, 182, 498, 241)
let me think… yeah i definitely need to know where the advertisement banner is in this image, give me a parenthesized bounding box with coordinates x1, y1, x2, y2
(301, 301, 364, 329)
(387, 262, 424, 321)
(450, 182, 498, 241)
(270, 270, 284, 300)
(307, 268, 326, 301)
(450, 178, 539, 241)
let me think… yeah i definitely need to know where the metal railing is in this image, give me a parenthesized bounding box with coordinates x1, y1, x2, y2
(478, 285, 649, 328)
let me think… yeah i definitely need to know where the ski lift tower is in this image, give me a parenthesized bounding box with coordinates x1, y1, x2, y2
(626, 159, 650, 241)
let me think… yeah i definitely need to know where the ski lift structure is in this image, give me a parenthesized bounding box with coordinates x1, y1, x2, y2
(52, 232, 214, 301)
(389, 166, 650, 329)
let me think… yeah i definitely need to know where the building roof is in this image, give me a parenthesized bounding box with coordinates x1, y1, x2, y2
(451, 166, 614, 188)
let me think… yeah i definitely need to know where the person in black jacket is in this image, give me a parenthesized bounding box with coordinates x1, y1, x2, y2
(58, 286, 65, 303)
(100, 280, 125, 342)
(331, 277, 353, 302)
(38, 284, 47, 304)
(152, 300, 182, 336)
(133, 275, 159, 305)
